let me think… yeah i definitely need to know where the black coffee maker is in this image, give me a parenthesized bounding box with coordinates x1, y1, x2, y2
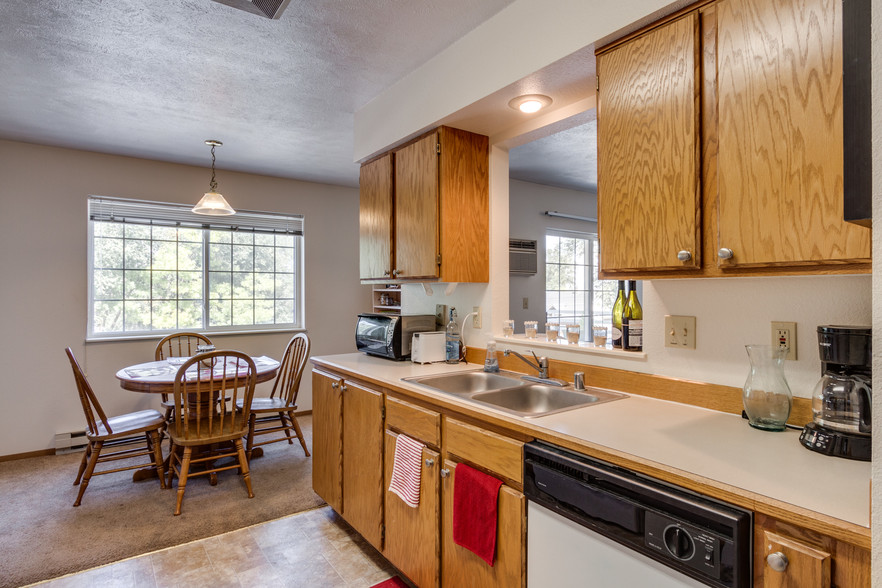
(799, 325, 872, 461)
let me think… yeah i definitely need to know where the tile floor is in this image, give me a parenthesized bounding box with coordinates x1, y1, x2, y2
(32, 506, 399, 588)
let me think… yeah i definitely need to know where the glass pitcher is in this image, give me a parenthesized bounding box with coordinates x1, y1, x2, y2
(742, 345, 792, 431)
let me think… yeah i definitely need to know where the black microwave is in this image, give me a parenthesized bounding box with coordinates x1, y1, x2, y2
(355, 313, 436, 360)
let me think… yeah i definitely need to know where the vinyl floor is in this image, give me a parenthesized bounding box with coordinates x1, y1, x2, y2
(31, 506, 397, 588)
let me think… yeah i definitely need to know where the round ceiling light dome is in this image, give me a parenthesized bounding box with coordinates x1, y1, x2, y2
(508, 94, 552, 113)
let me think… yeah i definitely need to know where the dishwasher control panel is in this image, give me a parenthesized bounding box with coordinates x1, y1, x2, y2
(645, 511, 722, 580)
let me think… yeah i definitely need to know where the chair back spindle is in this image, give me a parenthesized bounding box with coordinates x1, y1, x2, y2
(270, 332, 310, 406)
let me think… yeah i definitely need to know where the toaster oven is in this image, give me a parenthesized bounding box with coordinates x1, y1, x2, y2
(355, 313, 436, 360)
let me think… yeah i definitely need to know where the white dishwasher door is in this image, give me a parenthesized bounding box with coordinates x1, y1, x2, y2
(527, 502, 706, 587)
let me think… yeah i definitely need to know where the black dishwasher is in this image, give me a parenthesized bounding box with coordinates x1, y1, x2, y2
(525, 441, 752, 588)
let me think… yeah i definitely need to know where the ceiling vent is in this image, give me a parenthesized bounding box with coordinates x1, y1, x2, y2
(510, 238, 538, 274)
(211, 0, 292, 19)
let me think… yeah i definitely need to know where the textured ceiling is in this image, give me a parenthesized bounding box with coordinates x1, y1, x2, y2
(510, 113, 597, 193)
(0, 0, 520, 187)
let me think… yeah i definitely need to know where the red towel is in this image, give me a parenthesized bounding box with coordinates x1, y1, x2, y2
(370, 576, 409, 588)
(452, 462, 504, 566)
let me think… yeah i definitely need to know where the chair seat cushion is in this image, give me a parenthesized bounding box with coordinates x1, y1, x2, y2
(237, 397, 294, 412)
(90, 409, 166, 439)
(167, 416, 249, 446)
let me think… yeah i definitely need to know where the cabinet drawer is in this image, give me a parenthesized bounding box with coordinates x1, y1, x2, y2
(386, 396, 441, 448)
(444, 418, 523, 484)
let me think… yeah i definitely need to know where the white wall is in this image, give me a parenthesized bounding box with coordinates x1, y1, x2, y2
(508, 179, 599, 327)
(0, 139, 368, 455)
(870, 1, 881, 584)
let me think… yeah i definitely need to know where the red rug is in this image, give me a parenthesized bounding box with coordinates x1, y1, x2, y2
(371, 576, 409, 588)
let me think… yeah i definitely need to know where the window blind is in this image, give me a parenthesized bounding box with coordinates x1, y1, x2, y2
(88, 195, 303, 235)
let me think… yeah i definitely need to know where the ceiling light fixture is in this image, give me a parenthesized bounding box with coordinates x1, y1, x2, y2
(193, 140, 235, 216)
(508, 94, 552, 114)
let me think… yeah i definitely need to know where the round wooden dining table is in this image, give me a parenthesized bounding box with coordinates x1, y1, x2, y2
(116, 354, 281, 481)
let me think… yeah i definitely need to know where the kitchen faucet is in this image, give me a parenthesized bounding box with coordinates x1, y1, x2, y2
(502, 349, 567, 387)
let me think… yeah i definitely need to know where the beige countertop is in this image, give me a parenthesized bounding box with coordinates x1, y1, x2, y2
(311, 353, 871, 530)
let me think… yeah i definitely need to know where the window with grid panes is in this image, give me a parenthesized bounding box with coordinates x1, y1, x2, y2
(88, 196, 303, 338)
(545, 230, 618, 341)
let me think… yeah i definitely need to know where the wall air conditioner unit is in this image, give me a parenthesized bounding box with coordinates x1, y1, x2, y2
(510, 239, 538, 274)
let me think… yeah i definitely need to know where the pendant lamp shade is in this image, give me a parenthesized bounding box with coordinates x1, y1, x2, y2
(193, 140, 235, 216)
(193, 191, 235, 215)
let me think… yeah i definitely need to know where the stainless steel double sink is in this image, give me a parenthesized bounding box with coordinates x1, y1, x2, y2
(403, 370, 625, 418)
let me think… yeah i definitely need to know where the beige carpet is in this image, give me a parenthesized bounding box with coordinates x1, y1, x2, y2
(0, 416, 323, 588)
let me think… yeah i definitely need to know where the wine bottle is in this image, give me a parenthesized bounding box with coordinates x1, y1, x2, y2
(611, 281, 625, 348)
(445, 308, 460, 364)
(624, 280, 643, 351)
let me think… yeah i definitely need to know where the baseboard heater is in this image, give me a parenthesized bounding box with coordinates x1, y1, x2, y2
(55, 430, 88, 454)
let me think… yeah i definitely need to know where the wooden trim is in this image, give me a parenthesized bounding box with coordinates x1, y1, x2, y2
(464, 347, 813, 426)
(1, 448, 56, 462)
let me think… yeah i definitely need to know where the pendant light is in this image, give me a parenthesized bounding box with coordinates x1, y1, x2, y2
(192, 139, 235, 215)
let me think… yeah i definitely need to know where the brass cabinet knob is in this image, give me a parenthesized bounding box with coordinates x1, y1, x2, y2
(766, 551, 789, 572)
(677, 250, 692, 261)
(717, 248, 734, 260)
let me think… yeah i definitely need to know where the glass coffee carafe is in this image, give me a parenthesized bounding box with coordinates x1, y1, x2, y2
(811, 371, 871, 434)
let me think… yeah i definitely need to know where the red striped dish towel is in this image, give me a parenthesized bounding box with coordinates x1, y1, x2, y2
(388, 434, 425, 508)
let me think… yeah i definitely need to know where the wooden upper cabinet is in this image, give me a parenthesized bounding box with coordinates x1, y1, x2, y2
(395, 133, 441, 280)
(359, 154, 394, 280)
(597, 13, 701, 273)
(716, 0, 871, 267)
(359, 126, 489, 284)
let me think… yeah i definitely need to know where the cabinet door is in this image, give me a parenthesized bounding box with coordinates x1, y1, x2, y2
(597, 13, 701, 272)
(312, 371, 343, 512)
(394, 133, 440, 279)
(440, 459, 525, 588)
(760, 530, 831, 588)
(342, 381, 385, 549)
(383, 431, 440, 588)
(716, 0, 870, 267)
(359, 154, 394, 280)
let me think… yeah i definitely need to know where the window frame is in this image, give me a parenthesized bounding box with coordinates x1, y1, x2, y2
(544, 228, 617, 341)
(86, 196, 304, 341)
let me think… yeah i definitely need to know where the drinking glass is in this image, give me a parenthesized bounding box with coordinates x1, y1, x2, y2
(545, 322, 560, 342)
(502, 319, 514, 337)
(592, 326, 608, 346)
(566, 324, 581, 344)
(524, 321, 538, 339)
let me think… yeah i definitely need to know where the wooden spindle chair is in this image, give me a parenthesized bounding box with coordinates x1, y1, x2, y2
(236, 333, 311, 459)
(154, 332, 212, 422)
(65, 348, 167, 507)
(166, 351, 256, 516)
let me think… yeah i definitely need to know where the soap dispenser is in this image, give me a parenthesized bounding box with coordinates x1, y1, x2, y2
(484, 339, 500, 372)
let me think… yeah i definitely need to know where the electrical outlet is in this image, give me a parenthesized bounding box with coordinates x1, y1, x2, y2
(472, 306, 482, 329)
(664, 315, 696, 349)
(771, 321, 797, 360)
(435, 304, 448, 328)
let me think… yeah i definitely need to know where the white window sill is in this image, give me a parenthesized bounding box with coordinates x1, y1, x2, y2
(494, 334, 647, 360)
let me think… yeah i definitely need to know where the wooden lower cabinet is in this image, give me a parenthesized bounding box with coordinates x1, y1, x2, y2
(383, 430, 441, 588)
(441, 458, 526, 588)
(312, 370, 343, 512)
(341, 380, 385, 549)
(754, 515, 869, 588)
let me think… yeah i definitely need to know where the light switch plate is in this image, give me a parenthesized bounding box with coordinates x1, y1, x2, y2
(664, 315, 696, 349)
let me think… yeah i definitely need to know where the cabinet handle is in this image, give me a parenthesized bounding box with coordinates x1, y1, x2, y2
(425, 458, 435, 467)
(330, 382, 338, 389)
(383, 270, 391, 276)
(392, 269, 403, 277)
(677, 250, 692, 261)
(340, 385, 348, 392)
(717, 248, 734, 260)
(440, 468, 450, 478)
(766, 552, 789, 572)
